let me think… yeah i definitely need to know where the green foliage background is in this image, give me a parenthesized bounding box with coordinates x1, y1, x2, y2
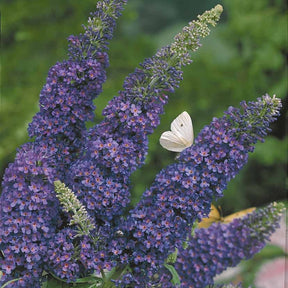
(1, 0, 287, 284)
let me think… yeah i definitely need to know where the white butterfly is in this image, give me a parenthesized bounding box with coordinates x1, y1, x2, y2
(159, 111, 194, 152)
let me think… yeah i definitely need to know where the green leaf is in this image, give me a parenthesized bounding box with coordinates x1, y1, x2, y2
(164, 263, 181, 285)
(42, 274, 104, 288)
(75, 275, 103, 284)
(44, 277, 64, 288)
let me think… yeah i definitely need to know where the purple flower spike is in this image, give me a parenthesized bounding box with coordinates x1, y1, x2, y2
(117, 95, 281, 284)
(27, 1, 127, 177)
(176, 202, 284, 288)
(0, 142, 60, 287)
(0, 1, 126, 287)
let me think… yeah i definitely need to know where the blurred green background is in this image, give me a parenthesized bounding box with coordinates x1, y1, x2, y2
(1, 0, 287, 285)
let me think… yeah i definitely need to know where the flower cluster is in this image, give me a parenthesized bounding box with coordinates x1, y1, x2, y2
(54, 181, 96, 237)
(0, 1, 127, 287)
(175, 202, 284, 288)
(171, 4, 223, 65)
(113, 95, 282, 286)
(0, 1, 284, 288)
(0, 142, 60, 287)
(64, 3, 223, 235)
(27, 0, 127, 179)
(66, 46, 183, 223)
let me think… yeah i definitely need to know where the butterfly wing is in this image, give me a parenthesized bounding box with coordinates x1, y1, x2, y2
(199, 206, 256, 228)
(159, 111, 194, 152)
(222, 207, 256, 224)
(198, 204, 221, 228)
(170, 111, 194, 147)
(159, 131, 188, 152)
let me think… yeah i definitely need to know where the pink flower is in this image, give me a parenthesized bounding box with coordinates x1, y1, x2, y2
(255, 257, 288, 288)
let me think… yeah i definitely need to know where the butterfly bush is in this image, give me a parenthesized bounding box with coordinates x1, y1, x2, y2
(114, 96, 282, 286)
(0, 1, 284, 288)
